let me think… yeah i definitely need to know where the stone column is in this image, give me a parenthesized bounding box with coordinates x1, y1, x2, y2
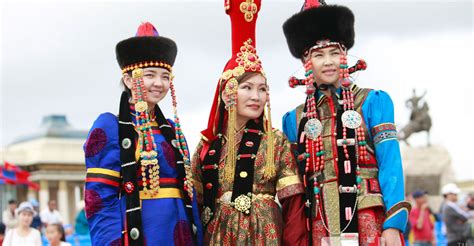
(27, 189, 37, 201)
(74, 185, 81, 206)
(57, 180, 69, 224)
(39, 180, 49, 212)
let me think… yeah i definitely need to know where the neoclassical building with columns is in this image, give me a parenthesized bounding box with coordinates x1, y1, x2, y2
(1, 115, 88, 225)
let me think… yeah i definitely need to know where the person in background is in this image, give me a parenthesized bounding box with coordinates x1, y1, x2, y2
(442, 183, 473, 246)
(45, 223, 71, 246)
(40, 200, 62, 228)
(2, 202, 42, 246)
(28, 199, 42, 232)
(73, 201, 88, 235)
(466, 193, 474, 217)
(403, 194, 413, 243)
(408, 190, 435, 246)
(1, 200, 17, 233)
(0, 223, 5, 245)
(467, 193, 474, 246)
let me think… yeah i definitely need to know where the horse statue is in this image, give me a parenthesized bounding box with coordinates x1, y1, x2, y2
(399, 89, 432, 146)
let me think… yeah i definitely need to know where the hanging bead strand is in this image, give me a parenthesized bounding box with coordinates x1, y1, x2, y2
(169, 78, 194, 200)
(132, 68, 159, 195)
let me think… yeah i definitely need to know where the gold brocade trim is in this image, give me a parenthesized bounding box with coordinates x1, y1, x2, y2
(276, 175, 301, 191)
(139, 188, 183, 200)
(277, 183, 305, 200)
(87, 168, 120, 178)
(295, 104, 305, 124)
(353, 87, 374, 151)
(319, 102, 337, 181)
(358, 168, 378, 179)
(358, 194, 384, 210)
(323, 181, 340, 235)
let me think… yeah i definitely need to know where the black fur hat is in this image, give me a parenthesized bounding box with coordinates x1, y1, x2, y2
(283, 5, 355, 59)
(116, 22, 177, 72)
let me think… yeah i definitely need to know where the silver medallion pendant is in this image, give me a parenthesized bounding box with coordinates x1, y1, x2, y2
(341, 110, 362, 129)
(304, 118, 323, 139)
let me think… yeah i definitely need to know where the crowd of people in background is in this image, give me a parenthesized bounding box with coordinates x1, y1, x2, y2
(406, 183, 474, 246)
(0, 184, 473, 246)
(0, 199, 88, 246)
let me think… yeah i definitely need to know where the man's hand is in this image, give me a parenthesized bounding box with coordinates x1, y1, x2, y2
(381, 228, 402, 246)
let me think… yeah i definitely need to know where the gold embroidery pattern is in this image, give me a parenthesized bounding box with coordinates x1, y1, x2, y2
(323, 182, 341, 235)
(191, 130, 300, 245)
(277, 183, 304, 200)
(240, 0, 258, 22)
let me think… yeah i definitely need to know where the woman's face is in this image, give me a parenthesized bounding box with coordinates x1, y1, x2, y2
(18, 211, 33, 227)
(45, 225, 61, 243)
(309, 45, 342, 87)
(236, 73, 268, 122)
(124, 67, 171, 106)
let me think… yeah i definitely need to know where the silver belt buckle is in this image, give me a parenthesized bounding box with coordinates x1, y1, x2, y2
(339, 185, 357, 193)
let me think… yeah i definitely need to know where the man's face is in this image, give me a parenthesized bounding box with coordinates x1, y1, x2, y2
(8, 203, 17, 211)
(49, 201, 57, 210)
(467, 196, 474, 209)
(447, 193, 458, 202)
(415, 195, 427, 205)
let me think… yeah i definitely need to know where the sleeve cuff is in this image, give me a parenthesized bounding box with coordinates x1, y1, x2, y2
(383, 201, 411, 232)
(371, 123, 398, 146)
(277, 175, 304, 199)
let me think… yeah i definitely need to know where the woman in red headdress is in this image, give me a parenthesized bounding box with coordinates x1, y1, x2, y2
(191, 0, 307, 245)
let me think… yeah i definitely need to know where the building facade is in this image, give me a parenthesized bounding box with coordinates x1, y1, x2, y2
(1, 115, 87, 225)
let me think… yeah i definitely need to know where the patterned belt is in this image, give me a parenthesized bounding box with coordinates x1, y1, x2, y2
(217, 191, 275, 214)
(139, 188, 183, 200)
(217, 191, 274, 208)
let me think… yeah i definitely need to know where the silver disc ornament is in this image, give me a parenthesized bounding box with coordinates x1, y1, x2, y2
(341, 110, 362, 129)
(304, 118, 323, 140)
